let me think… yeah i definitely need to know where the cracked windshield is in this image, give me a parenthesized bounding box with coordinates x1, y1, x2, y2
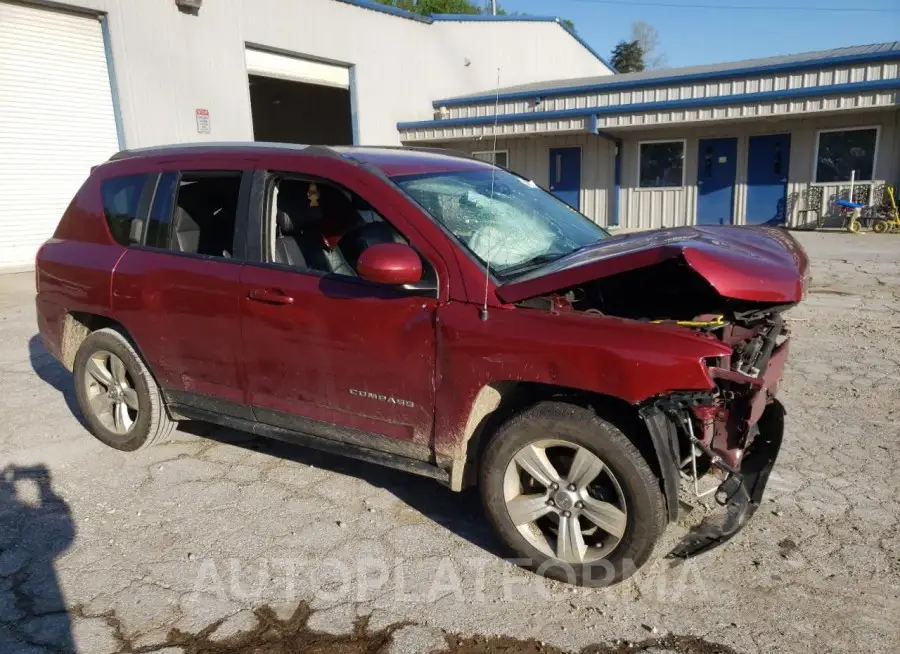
(393, 168, 608, 278)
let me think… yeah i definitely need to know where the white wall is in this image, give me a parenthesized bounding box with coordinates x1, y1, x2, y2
(110, 0, 253, 147)
(241, 1, 611, 145)
(45, 0, 612, 148)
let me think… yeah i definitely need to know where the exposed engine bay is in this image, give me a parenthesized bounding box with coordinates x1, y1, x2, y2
(560, 257, 789, 323)
(531, 257, 792, 467)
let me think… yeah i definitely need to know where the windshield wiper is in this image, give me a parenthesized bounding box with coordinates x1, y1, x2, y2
(497, 252, 567, 278)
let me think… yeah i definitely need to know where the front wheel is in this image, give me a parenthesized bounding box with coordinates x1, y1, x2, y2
(872, 220, 889, 234)
(480, 402, 665, 587)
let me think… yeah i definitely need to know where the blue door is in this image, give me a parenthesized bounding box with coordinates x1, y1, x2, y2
(696, 138, 737, 225)
(746, 134, 791, 225)
(548, 147, 581, 210)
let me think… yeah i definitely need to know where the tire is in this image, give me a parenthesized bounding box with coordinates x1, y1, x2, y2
(872, 220, 888, 234)
(480, 401, 665, 587)
(73, 327, 175, 451)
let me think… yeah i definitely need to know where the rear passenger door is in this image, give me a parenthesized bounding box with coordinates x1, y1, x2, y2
(110, 163, 255, 418)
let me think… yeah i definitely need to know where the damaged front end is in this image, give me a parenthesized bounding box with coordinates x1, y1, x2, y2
(649, 313, 790, 558)
(644, 310, 791, 559)
(495, 226, 807, 558)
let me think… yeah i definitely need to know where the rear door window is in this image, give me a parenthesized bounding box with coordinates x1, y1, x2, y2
(146, 171, 244, 260)
(101, 174, 150, 246)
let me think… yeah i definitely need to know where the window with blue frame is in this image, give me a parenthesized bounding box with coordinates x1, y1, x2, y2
(814, 128, 877, 183)
(638, 141, 684, 188)
(472, 150, 509, 168)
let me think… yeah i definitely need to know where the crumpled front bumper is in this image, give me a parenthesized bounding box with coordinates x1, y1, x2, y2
(667, 398, 785, 559)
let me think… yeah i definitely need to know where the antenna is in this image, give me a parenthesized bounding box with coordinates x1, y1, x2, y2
(479, 68, 501, 322)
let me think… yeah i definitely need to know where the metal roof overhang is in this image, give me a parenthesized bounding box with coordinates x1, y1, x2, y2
(432, 43, 900, 108)
(398, 78, 900, 142)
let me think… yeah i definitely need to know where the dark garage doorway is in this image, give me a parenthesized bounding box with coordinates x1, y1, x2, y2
(248, 74, 353, 146)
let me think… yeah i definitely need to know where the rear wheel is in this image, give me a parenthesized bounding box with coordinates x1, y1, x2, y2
(73, 328, 175, 451)
(872, 220, 889, 234)
(480, 402, 665, 587)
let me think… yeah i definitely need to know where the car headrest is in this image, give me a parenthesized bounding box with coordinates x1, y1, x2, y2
(275, 209, 295, 236)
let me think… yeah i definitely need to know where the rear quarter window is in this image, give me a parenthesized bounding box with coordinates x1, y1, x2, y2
(101, 174, 147, 246)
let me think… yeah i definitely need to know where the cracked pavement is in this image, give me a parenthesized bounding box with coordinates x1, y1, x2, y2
(0, 231, 898, 653)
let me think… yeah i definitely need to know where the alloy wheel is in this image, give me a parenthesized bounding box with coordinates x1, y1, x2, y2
(83, 350, 139, 436)
(503, 439, 628, 564)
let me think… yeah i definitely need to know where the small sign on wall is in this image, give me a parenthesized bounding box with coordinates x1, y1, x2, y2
(195, 108, 210, 134)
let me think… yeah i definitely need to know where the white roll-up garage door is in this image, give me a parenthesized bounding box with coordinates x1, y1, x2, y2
(245, 48, 350, 89)
(0, 2, 120, 269)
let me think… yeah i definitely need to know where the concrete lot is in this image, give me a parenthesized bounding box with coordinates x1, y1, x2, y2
(0, 232, 898, 653)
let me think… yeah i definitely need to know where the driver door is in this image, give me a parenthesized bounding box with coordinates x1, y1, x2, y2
(238, 165, 442, 459)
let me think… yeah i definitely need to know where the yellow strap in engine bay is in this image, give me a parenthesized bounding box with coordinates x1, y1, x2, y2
(651, 314, 726, 328)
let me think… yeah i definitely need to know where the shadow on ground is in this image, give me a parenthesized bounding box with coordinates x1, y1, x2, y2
(180, 420, 505, 558)
(28, 335, 86, 427)
(0, 464, 76, 652)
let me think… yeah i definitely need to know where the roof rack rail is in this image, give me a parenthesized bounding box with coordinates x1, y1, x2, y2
(107, 141, 326, 162)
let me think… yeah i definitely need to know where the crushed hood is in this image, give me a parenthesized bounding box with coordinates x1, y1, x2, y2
(496, 226, 809, 305)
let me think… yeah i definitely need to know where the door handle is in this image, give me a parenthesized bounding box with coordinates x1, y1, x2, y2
(248, 288, 294, 305)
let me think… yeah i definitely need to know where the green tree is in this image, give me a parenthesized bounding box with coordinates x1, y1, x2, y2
(610, 40, 645, 73)
(376, 0, 576, 28)
(376, 0, 481, 14)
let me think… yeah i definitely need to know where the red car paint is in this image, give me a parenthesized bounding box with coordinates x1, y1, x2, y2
(35, 144, 804, 485)
(496, 225, 809, 305)
(357, 243, 423, 285)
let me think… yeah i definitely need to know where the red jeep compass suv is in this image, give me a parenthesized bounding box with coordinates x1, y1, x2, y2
(36, 143, 807, 586)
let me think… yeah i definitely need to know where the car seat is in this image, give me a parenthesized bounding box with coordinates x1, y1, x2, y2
(273, 202, 306, 268)
(278, 182, 359, 276)
(172, 207, 201, 254)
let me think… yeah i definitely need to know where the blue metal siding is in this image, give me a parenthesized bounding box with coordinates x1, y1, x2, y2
(400, 78, 900, 131)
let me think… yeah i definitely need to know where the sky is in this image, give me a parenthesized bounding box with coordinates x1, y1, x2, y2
(495, 0, 900, 69)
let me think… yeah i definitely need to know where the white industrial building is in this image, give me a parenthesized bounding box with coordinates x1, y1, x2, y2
(0, 0, 613, 269)
(1, 0, 897, 270)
